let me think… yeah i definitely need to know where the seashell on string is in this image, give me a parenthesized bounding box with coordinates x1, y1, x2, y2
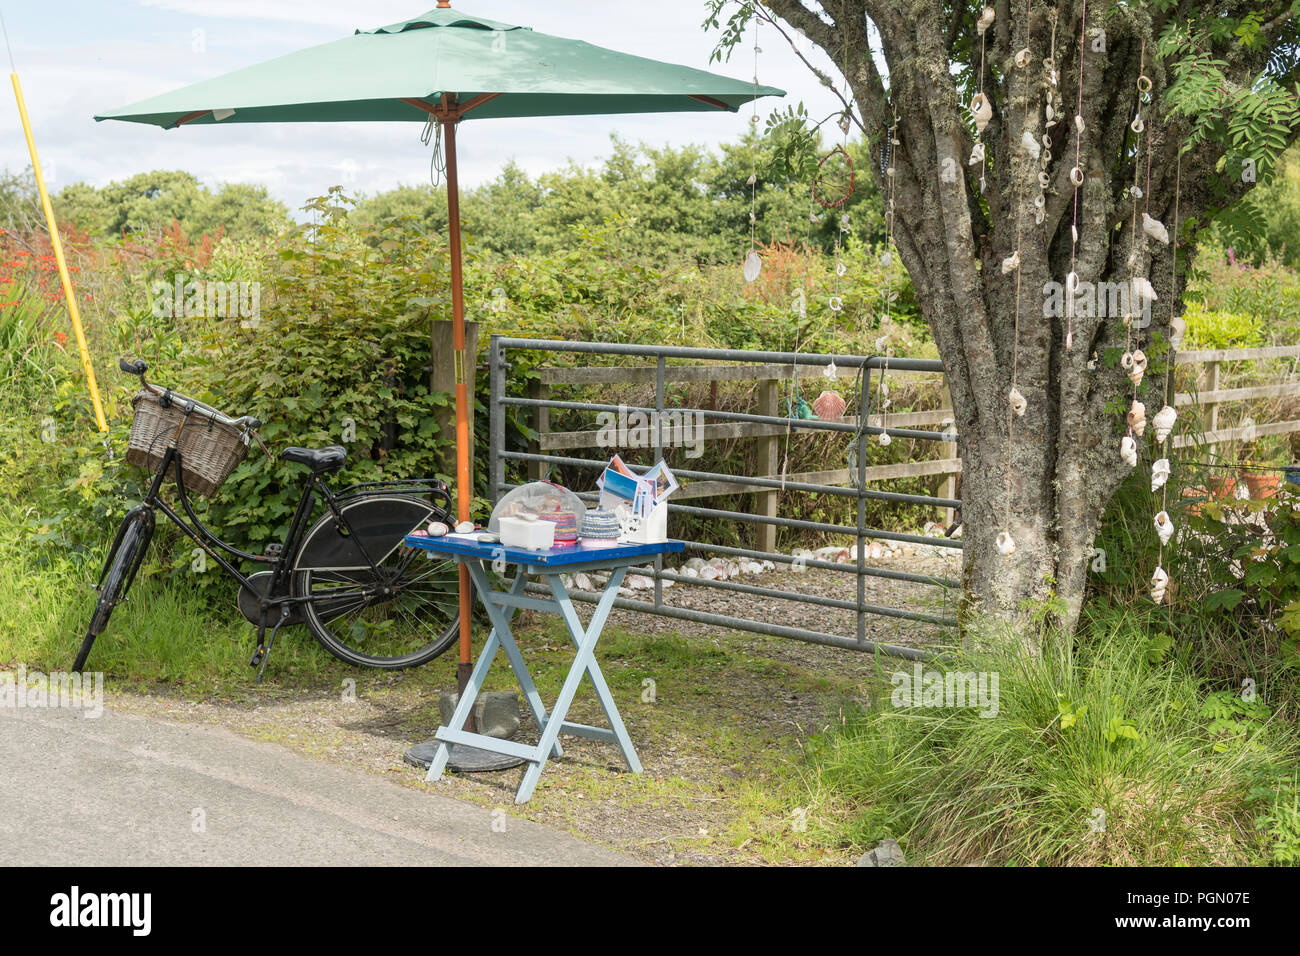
(1132, 276, 1158, 303)
(1121, 435, 1138, 468)
(875, 335, 888, 352)
(878, 432, 892, 446)
(1072, 225, 1079, 244)
(1130, 185, 1144, 200)
(996, 531, 1016, 556)
(1128, 400, 1146, 436)
(1142, 213, 1169, 245)
(1148, 570, 1172, 609)
(1070, 166, 1085, 187)
(1128, 357, 1147, 387)
(743, 249, 762, 282)
(1009, 385, 1027, 417)
(1021, 130, 1041, 159)
(1038, 171, 1050, 188)
(812, 390, 847, 420)
(880, 251, 892, 267)
(969, 142, 986, 166)
(746, 173, 757, 186)
(836, 260, 847, 277)
(1002, 251, 1021, 274)
(1152, 405, 1177, 443)
(1015, 47, 1032, 69)
(1154, 510, 1174, 546)
(1121, 351, 1134, 370)
(1131, 114, 1144, 134)
(976, 6, 995, 35)
(1074, 114, 1085, 135)
(1151, 458, 1171, 492)
(824, 359, 837, 379)
(971, 93, 993, 134)
(1045, 104, 1055, 122)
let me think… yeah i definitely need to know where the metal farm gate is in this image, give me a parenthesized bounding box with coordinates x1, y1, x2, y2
(487, 337, 963, 660)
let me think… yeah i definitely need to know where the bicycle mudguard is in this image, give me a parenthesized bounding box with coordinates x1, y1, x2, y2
(294, 494, 438, 573)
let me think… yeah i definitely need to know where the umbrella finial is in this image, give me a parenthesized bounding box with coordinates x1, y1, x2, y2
(437, 1, 451, 7)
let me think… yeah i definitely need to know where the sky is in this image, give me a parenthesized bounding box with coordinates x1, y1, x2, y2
(0, 0, 847, 213)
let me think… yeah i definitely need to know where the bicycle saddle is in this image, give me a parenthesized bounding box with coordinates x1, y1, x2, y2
(281, 445, 347, 474)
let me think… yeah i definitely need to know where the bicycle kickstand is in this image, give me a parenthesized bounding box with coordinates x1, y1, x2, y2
(250, 606, 291, 684)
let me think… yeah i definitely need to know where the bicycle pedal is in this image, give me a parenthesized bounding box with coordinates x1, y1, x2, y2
(264, 543, 283, 559)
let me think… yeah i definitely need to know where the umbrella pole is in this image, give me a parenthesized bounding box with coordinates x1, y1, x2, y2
(443, 118, 476, 735)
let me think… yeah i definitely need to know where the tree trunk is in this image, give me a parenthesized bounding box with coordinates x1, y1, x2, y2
(753, 0, 1297, 641)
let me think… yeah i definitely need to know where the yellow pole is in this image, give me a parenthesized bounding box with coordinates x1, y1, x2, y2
(10, 72, 107, 432)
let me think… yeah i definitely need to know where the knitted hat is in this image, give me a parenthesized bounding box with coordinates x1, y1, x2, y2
(540, 510, 579, 542)
(580, 508, 621, 542)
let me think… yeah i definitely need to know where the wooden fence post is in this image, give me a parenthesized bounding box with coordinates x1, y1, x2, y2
(527, 378, 549, 480)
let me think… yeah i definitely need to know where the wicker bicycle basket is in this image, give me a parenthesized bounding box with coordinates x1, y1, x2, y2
(125, 389, 249, 496)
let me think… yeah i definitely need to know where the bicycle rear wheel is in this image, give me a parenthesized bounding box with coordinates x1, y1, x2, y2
(73, 508, 154, 671)
(293, 494, 459, 669)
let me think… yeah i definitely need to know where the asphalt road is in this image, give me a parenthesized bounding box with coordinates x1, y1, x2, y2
(0, 706, 634, 866)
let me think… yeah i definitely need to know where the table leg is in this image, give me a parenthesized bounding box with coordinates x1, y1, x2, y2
(545, 568, 642, 773)
(465, 562, 562, 759)
(425, 625, 501, 783)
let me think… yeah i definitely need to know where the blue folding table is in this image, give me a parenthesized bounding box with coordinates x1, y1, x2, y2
(402, 533, 684, 804)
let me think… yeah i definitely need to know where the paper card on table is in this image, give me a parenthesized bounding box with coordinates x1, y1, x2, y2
(600, 465, 641, 502)
(643, 460, 678, 502)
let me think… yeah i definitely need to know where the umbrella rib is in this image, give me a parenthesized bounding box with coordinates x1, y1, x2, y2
(172, 109, 212, 128)
(400, 92, 501, 120)
(687, 95, 731, 111)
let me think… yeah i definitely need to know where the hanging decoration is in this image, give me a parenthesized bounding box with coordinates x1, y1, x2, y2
(969, 5, 995, 195)
(1060, 1, 1092, 349)
(875, 110, 900, 447)
(1150, 153, 1183, 604)
(998, 0, 1033, 559)
(743, 13, 762, 283)
(1034, 11, 1060, 226)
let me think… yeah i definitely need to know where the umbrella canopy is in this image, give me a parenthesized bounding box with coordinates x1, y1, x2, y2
(94, 6, 783, 128)
(96, 2, 783, 726)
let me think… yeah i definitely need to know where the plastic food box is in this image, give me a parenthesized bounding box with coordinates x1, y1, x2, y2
(498, 515, 557, 551)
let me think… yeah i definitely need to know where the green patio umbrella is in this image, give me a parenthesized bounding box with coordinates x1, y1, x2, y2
(96, 2, 783, 746)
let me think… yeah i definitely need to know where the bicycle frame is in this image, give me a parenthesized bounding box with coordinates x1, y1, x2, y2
(141, 440, 450, 625)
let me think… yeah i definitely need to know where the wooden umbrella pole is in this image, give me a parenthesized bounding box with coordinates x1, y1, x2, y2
(442, 114, 477, 732)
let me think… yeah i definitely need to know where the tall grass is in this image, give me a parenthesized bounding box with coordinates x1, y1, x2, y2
(797, 609, 1299, 865)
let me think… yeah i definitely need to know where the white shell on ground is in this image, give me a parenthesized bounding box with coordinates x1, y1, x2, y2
(1009, 385, 1027, 417)
(1121, 436, 1138, 468)
(996, 531, 1016, 556)
(1002, 251, 1021, 274)
(1154, 510, 1174, 546)
(1152, 405, 1177, 443)
(1128, 400, 1146, 436)
(1150, 566, 1169, 604)
(1151, 458, 1171, 492)
(1142, 213, 1169, 245)
(743, 249, 762, 282)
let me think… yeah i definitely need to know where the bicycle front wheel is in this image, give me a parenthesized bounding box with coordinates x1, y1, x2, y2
(293, 494, 459, 669)
(74, 507, 154, 671)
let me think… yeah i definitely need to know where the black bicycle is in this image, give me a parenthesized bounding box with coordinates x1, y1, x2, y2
(73, 358, 461, 678)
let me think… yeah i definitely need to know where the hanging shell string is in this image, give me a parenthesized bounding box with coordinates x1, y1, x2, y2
(999, 5, 1036, 558)
(1151, 153, 1181, 605)
(1122, 46, 1152, 482)
(876, 111, 900, 448)
(1063, 0, 1088, 350)
(1035, 11, 1059, 226)
(743, 12, 762, 283)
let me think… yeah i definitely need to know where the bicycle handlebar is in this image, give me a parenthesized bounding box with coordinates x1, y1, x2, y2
(120, 356, 261, 432)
